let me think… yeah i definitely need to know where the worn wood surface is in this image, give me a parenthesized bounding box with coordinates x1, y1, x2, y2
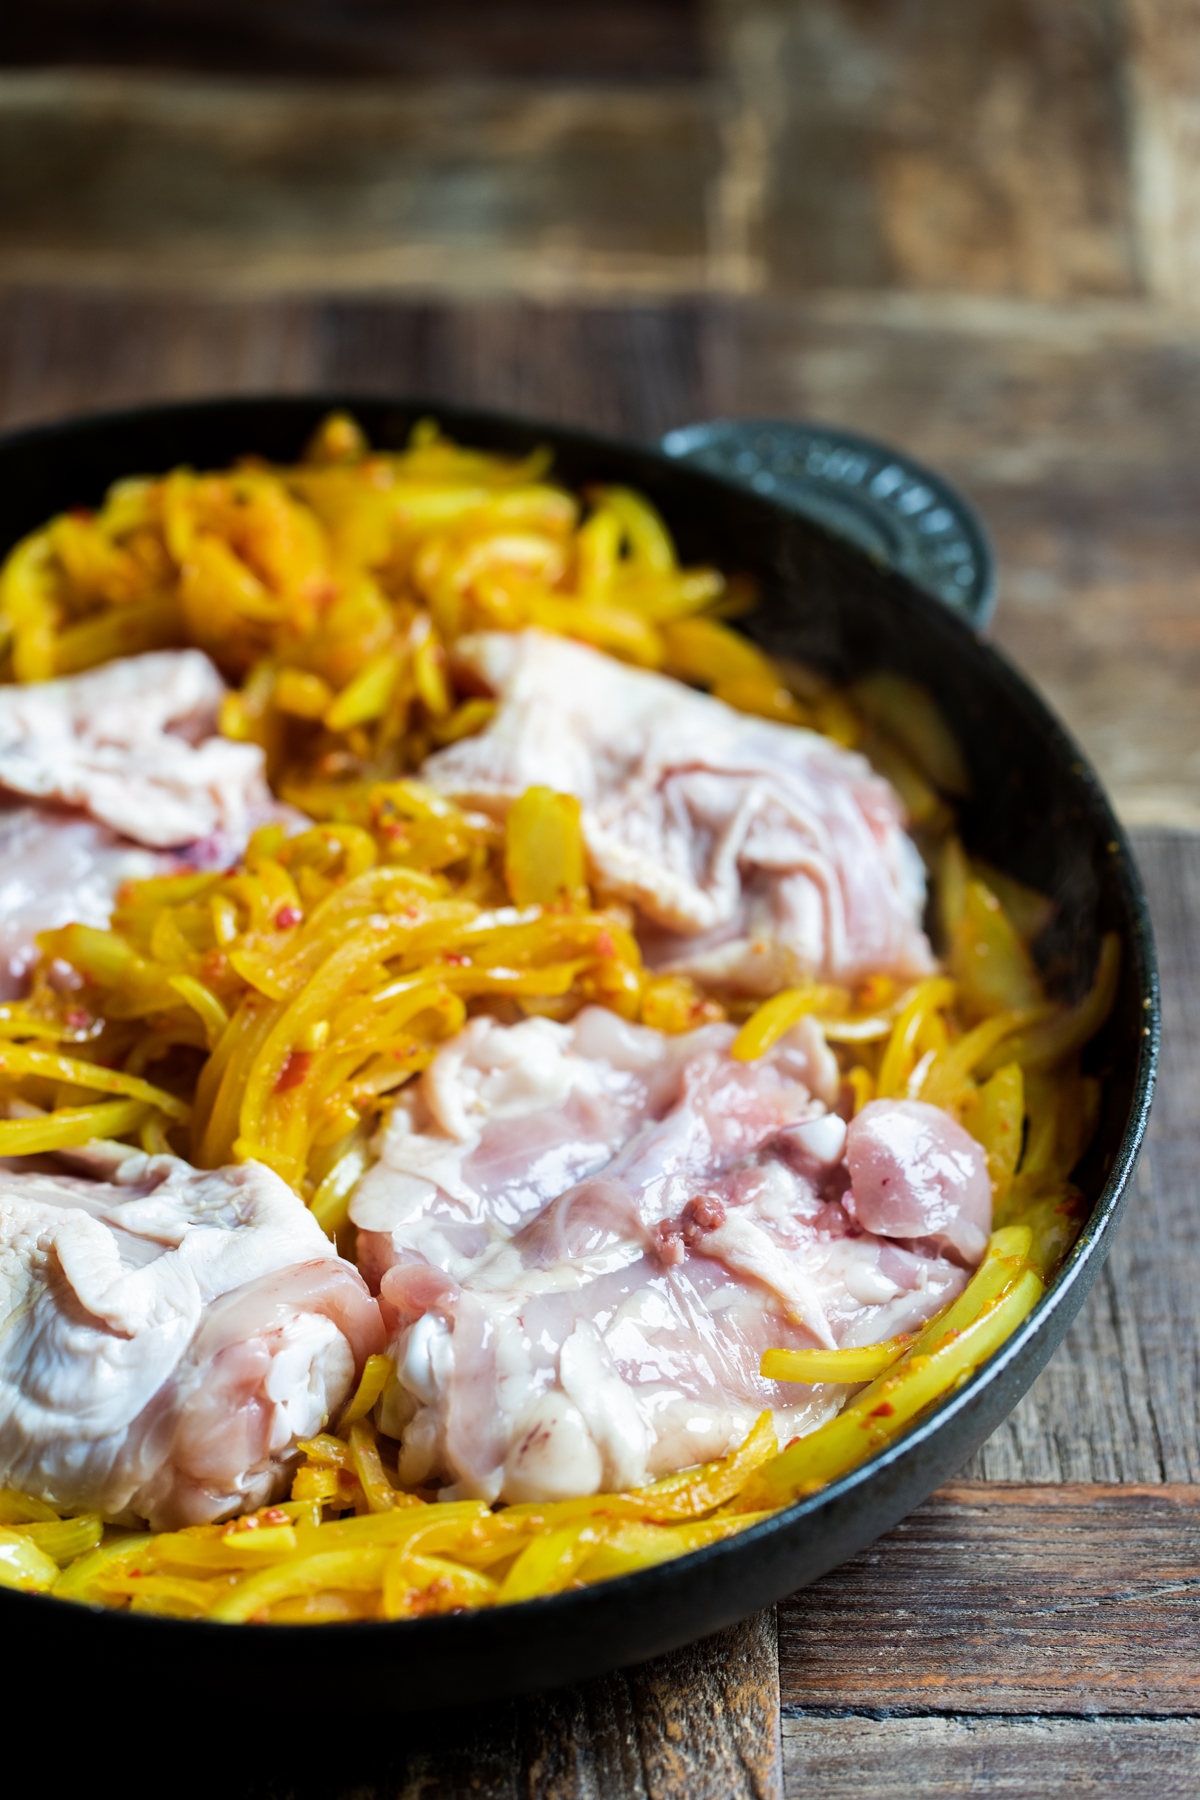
(782, 1716, 1200, 1799)
(4, 1, 1199, 307)
(0, 71, 718, 298)
(711, 0, 1137, 298)
(227, 1611, 779, 1800)
(0, 287, 709, 447)
(779, 1484, 1200, 1714)
(2, 286, 1198, 1796)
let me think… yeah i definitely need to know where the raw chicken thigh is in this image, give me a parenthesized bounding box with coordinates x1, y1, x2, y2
(0, 648, 274, 849)
(0, 804, 165, 998)
(353, 1008, 985, 1505)
(423, 631, 935, 993)
(0, 1150, 383, 1528)
(0, 649, 288, 997)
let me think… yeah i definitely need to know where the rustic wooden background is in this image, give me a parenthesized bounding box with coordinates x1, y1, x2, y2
(2, 0, 1198, 309)
(5, 3, 1200, 1791)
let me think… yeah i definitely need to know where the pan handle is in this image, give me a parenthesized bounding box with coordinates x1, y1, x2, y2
(660, 419, 996, 630)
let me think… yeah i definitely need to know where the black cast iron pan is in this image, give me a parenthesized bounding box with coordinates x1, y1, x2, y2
(0, 397, 1158, 1725)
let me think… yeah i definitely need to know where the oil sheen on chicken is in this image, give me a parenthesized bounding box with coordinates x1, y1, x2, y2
(0, 1149, 383, 1528)
(0, 649, 288, 997)
(353, 1008, 987, 1505)
(0, 804, 166, 998)
(422, 630, 935, 994)
(0, 649, 274, 848)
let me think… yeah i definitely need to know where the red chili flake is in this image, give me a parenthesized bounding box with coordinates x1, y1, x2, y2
(443, 952, 471, 967)
(275, 1050, 313, 1093)
(201, 950, 228, 981)
(275, 905, 302, 930)
(785, 1437, 802, 1452)
(868, 1403, 895, 1418)
(403, 904, 420, 919)
(261, 1507, 289, 1526)
(65, 1008, 91, 1030)
(595, 930, 616, 959)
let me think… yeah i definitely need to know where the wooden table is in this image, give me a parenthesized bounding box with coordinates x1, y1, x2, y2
(4, 288, 1197, 1798)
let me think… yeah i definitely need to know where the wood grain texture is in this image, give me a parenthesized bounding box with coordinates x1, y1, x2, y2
(782, 1714, 1200, 1799)
(313, 298, 710, 444)
(0, 286, 321, 428)
(226, 1612, 780, 1800)
(0, 288, 709, 446)
(0, 72, 717, 296)
(1124, 0, 1200, 308)
(0, 1, 1157, 304)
(712, 0, 1137, 298)
(779, 1483, 1200, 1715)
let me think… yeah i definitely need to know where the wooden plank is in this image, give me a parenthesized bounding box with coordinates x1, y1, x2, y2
(618, 1608, 782, 1800)
(1124, 0, 1200, 309)
(778, 1483, 1200, 1716)
(0, 73, 715, 296)
(782, 1714, 1200, 1800)
(0, 289, 709, 446)
(231, 1611, 780, 1800)
(0, 3, 1154, 304)
(713, 0, 1136, 299)
(0, 286, 320, 429)
(314, 297, 709, 444)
